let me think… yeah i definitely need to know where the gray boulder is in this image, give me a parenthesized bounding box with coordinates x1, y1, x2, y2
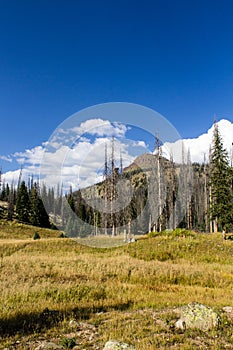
(35, 342, 64, 350)
(103, 340, 135, 350)
(175, 302, 220, 331)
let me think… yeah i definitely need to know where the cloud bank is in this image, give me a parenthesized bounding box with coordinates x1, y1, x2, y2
(2, 119, 148, 191)
(2, 118, 233, 190)
(162, 119, 233, 163)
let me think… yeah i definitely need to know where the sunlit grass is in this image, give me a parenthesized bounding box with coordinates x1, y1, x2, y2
(77, 234, 127, 248)
(0, 221, 233, 349)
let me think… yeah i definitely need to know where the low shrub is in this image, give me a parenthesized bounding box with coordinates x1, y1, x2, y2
(60, 338, 76, 349)
(33, 232, 40, 240)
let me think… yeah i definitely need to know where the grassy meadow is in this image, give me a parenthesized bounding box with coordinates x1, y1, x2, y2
(0, 221, 233, 349)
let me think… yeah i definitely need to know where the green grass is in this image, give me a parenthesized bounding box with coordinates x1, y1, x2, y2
(0, 220, 60, 240)
(0, 221, 233, 349)
(77, 234, 128, 248)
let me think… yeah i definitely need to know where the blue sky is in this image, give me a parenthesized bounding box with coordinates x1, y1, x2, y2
(1, 0, 233, 179)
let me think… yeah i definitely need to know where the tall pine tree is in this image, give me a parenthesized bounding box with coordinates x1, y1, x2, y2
(30, 183, 50, 228)
(209, 122, 233, 231)
(16, 181, 30, 223)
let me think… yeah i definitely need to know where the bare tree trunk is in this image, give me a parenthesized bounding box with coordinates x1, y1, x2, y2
(128, 220, 131, 240)
(157, 154, 163, 232)
(0, 167, 2, 195)
(186, 149, 193, 230)
(169, 154, 176, 230)
(204, 160, 209, 232)
(104, 143, 108, 235)
(94, 211, 98, 236)
(213, 218, 218, 233)
(209, 185, 213, 233)
(111, 136, 115, 236)
(7, 182, 14, 221)
(155, 133, 163, 232)
(148, 214, 152, 233)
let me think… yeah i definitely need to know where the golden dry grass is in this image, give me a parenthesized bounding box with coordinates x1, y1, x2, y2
(0, 222, 233, 349)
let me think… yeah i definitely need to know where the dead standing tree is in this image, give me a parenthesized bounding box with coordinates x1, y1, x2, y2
(156, 134, 163, 232)
(110, 136, 116, 236)
(103, 143, 108, 235)
(103, 137, 119, 236)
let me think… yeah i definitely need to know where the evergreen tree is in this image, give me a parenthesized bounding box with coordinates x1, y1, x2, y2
(48, 187, 55, 212)
(41, 183, 48, 211)
(0, 182, 10, 202)
(0, 181, 6, 201)
(209, 122, 233, 231)
(67, 186, 75, 211)
(74, 189, 85, 220)
(65, 215, 79, 236)
(55, 183, 62, 216)
(7, 182, 15, 221)
(16, 181, 30, 223)
(30, 183, 50, 228)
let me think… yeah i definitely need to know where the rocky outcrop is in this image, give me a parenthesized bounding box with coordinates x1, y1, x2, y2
(175, 302, 220, 331)
(103, 340, 135, 350)
(35, 342, 64, 350)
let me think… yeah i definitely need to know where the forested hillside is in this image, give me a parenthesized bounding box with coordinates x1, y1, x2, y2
(0, 122, 233, 236)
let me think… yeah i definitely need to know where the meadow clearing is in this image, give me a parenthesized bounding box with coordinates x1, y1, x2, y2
(0, 221, 233, 349)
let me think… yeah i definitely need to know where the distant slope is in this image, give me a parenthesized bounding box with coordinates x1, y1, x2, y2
(0, 220, 60, 240)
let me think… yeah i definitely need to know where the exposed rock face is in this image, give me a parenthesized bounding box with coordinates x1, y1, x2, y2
(175, 302, 220, 331)
(103, 340, 135, 350)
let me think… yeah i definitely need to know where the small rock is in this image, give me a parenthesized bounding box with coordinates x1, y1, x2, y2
(69, 319, 79, 328)
(79, 321, 96, 329)
(103, 340, 135, 350)
(35, 341, 64, 350)
(174, 319, 186, 331)
(222, 306, 233, 313)
(176, 302, 220, 331)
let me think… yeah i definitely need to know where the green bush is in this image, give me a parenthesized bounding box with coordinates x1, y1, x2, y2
(60, 337, 76, 349)
(147, 231, 159, 238)
(162, 228, 195, 238)
(59, 232, 67, 238)
(33, 232, 40, 240)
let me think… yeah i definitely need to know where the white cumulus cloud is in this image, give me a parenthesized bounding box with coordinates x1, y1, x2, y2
(162, 119, 233, 163)
(1, 120, 140, 191)
(71, 119, 128, 137)
(3, 118, 233, 191)
(0, 155, 12, 162)
(14, 146, 44, 165)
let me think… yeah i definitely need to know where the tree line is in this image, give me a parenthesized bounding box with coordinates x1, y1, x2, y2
(0, 121, 232, 234)
(0, 177, 50, 228)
